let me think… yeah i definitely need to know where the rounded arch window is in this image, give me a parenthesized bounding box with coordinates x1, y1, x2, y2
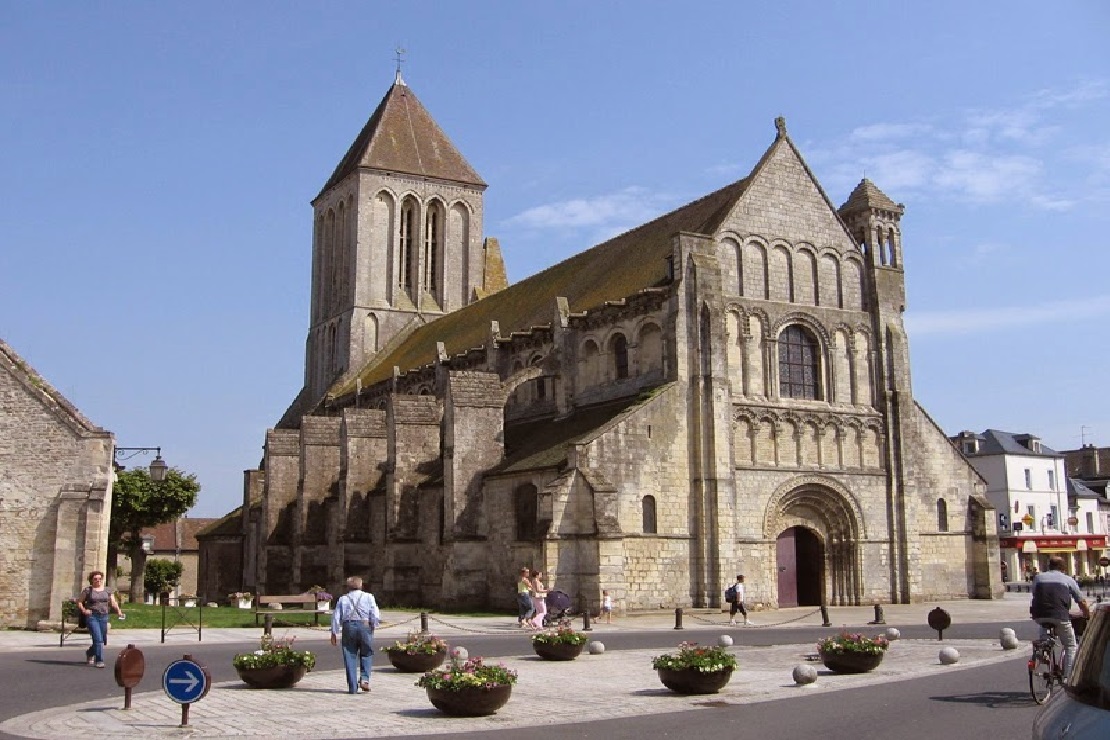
(778, 324, 821, 400)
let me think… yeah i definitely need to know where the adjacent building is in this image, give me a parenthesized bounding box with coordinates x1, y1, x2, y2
(952, 429, 1108, 578)
(117, 516, 218, 602)
(203, 74, 1002, 612)
(0, 339, 115, 628)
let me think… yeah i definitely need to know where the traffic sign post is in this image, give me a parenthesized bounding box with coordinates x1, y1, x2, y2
(163, 655, 210, 727)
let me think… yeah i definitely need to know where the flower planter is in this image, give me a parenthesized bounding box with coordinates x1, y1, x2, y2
(656, 667, 734, 694)
(237, 598, 253, 609)
(182, 599, 197, 608)
(235, 664, 308, 689)
(532, 641, 584, 661)
(425, 684, 512, 716)
(819, 650, 884, 674)
(316, 601, 330, 612)
(386, 647, 447, 673)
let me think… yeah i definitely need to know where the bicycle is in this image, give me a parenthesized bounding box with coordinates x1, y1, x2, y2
(1028, 624, 1065, 704)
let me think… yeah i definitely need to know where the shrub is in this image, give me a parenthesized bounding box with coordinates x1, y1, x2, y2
(651, 642, 737, 672)
(531, 623, 588, 646)
(387, 632, 448, 655)
(232, 635, 316, 671)
(817, 632, 890, 656)
(415, 656, 517, 691)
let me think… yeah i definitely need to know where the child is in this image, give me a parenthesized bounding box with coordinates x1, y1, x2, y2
(601, 590, 613, 624)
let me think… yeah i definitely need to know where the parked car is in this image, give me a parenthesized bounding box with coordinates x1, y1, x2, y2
(1033, 602, 1110, 738)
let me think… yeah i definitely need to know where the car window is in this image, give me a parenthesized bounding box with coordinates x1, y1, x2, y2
(1068, 605, 1110, 709)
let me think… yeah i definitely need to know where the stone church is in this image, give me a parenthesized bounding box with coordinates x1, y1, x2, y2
(207, 72, 1002, 612)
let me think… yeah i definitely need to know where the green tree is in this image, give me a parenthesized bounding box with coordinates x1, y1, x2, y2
(108, 467, 200, 601)
(143, 558, 184, 597)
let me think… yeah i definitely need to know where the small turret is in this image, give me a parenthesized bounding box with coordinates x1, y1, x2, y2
(839, 179, 905, 269)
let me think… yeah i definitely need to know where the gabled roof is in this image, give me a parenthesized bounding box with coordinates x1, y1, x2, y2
(0, 338, 110, 438)
(316, 78, 485, 200)
(330, 173, 753, 398)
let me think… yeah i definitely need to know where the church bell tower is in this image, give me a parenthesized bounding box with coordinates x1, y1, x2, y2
(303, 71, 493, 403)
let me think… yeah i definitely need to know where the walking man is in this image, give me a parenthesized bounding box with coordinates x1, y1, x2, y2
(727, 574, 748, 626)
(1030, 556, 1090, 678)
(330, 576, 381, 694)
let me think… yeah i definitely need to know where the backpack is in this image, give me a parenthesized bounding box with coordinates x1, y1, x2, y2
(724, 584, 737, 603)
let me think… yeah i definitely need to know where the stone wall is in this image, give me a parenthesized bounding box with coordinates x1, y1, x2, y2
(0, 340, 113, 628)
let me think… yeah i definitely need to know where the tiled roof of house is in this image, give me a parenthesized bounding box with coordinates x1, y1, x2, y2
(141, 518, 220, 552)
(316, 78, 485, 200)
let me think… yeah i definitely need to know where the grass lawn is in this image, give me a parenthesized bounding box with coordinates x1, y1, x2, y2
(112, 603, 326, 629)
(108, 604, 511, 629)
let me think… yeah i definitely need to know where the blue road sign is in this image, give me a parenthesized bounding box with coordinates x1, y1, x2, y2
(163, 659, 208, 704)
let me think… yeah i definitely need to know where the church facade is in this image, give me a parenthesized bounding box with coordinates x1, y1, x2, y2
(213, 73, 1002, 612)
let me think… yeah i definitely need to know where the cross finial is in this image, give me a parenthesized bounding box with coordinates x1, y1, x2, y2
(774, 116, 787, 137)
(394, 47, 407, 85)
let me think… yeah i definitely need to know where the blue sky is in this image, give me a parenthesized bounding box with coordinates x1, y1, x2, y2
(2, 2, 1108, 518)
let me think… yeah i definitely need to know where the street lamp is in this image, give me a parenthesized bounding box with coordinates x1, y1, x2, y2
(114, 446, 168, 482)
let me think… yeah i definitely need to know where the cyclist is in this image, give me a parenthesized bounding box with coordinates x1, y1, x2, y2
(1030, 556, 1091, 678)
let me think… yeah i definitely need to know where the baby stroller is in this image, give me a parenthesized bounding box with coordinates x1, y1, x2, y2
(543, 590, 573, 627)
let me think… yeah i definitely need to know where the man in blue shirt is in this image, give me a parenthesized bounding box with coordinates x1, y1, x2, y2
(1030, 556, 1091, 678)
(330, 576, 381, 694)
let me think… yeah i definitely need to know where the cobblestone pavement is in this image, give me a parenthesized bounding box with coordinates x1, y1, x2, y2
(1, 639, 1023, 739)
(0, 595, 1038, 738)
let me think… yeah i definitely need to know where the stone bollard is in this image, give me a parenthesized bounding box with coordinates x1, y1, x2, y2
(587, 640, 606, 655)
(264, 614, 273, 636)
(420, 612, 429, 634)
(939, 647, 960, 665)
(820, 604, 831, 627)
(870, 603, 886, 625)
(793, 664, 818, 686)
(451, 646, 468, 661)
(884, 628, 901, 641)
(674, 607, 684, 630)
(718, 634, 734, 647)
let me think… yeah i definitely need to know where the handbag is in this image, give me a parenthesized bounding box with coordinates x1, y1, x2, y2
(77, 610, 88, 629)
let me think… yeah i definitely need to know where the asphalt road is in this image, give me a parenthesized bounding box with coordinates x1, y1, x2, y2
(0, 620, 1047, 740)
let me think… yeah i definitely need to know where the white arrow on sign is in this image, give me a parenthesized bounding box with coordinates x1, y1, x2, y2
(168, 670, 200, 693)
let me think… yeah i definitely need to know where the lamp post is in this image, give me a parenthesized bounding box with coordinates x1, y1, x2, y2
(113, 446, 168, 482)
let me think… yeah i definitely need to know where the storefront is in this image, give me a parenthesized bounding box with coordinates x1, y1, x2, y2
(998, 534, 1107, 580)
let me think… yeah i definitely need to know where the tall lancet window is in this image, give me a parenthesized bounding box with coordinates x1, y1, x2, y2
(400, 199, 417, 296)
(425, 202, 442, 296)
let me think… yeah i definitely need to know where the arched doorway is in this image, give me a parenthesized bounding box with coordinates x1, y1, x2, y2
(776, 526, 824, 607)
(763, 475, 864, 607)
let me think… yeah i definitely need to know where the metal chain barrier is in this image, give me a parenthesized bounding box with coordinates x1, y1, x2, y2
(685, 607, 822, 629)
(424, 614, 519, 635)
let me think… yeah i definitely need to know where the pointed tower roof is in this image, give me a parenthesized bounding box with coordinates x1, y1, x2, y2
(839, 178, 904, 217)
(316, 79, 486, 201)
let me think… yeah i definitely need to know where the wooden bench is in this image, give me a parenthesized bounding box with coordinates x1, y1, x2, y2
(254, 594, 330, 626)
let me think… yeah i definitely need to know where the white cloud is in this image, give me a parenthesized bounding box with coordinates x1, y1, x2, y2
(906, 295, 1110, 336)
(503, 186, 675, 233)
(818, 82, 1105, 211)
(932, 150, 1042, 202)
(849, 123, 932, 142)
